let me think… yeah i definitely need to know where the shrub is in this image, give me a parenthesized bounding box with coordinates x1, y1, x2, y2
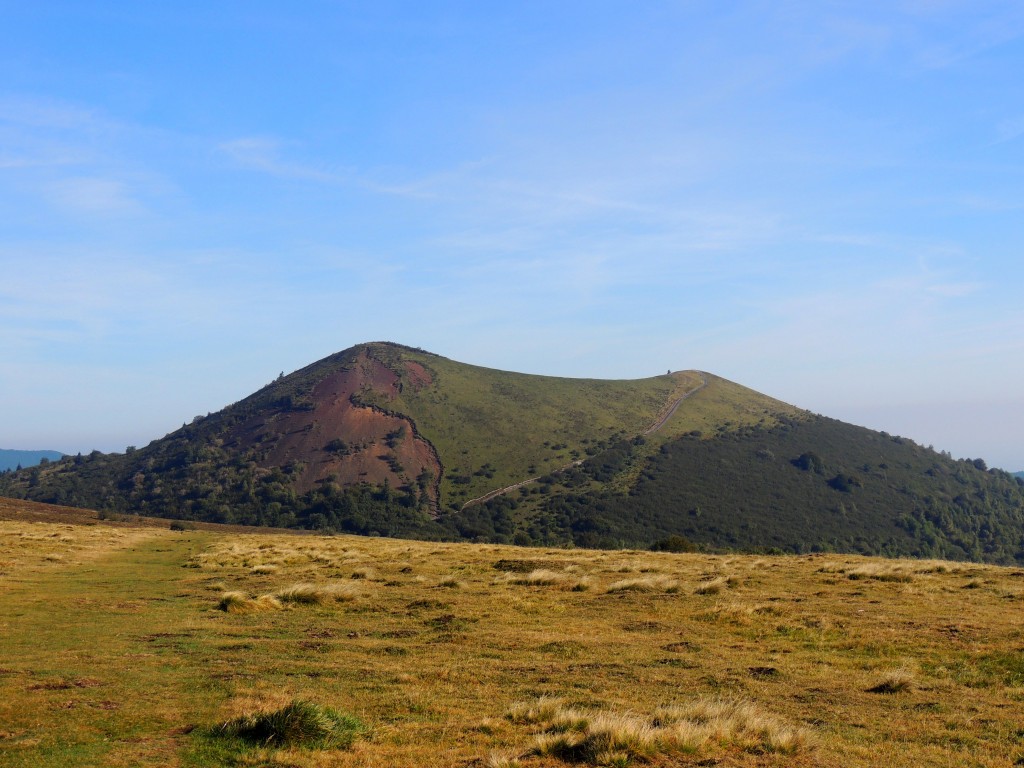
(650, 535, 696, 553)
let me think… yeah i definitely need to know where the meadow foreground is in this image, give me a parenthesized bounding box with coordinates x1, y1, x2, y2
(1, 508, 1022, 766)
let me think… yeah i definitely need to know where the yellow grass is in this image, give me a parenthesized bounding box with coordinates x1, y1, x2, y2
(1, 513, 1024, 767)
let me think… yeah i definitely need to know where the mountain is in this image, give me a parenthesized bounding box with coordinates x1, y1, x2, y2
(2, 342, 1023, 562)
(0, 449, 64, 472)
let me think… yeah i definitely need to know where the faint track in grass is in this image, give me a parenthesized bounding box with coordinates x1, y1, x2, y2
(643, 372, 707, 435)
(460, 372, 708, 510)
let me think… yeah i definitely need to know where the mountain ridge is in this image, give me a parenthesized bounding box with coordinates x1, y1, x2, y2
(2, 341, 1022, 562)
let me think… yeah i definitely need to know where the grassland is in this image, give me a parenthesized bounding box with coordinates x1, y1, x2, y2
(388, 349, 801, 506)
(2, 501, 1023, 767)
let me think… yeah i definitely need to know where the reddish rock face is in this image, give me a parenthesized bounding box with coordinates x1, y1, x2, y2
(223, 351, 440, 508)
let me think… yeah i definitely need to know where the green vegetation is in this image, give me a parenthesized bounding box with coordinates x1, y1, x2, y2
(1, 342, 1022, 564)
(0, 449, 64, 472)
(215, 699, 363, 750)
(441, 416, 1024, 563)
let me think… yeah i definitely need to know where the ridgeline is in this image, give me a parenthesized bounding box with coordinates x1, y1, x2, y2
(2, 342, 1022, 562)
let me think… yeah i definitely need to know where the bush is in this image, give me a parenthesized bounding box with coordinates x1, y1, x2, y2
(650, 535, 696, 553)
(169, 520, 197, 531)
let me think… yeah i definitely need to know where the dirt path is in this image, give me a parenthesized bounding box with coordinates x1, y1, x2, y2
(0, 531, 215, 767)
(460, 373, 708, 510)
(643, 372, 707, 435)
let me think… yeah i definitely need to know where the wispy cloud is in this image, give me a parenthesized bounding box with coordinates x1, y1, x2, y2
(44, 176, 144, 217)
(219, 136, 349, 183)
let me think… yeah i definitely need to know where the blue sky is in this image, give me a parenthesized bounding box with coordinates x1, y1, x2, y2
(2, 1, 1023, 470)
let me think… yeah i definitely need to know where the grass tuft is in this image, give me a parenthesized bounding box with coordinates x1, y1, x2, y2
(694, 576, 729, 595)
(274, 582, 358, 604)
(485, 750, 524, 768)
(217, 591, 282, 613)
(867, 669, 914, 694)
(216, 698, 363, 749)
(508, 568, 566, 586)
(510, 697, 813, 765)
(606, 575, 680, 593)
(275, 583, 332, 604)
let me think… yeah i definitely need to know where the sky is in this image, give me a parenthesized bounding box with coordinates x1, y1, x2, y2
(1, 1, 1022, 470)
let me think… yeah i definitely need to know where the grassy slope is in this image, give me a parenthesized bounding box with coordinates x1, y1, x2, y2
(369, 345, 693, 505)
(380, 348, 802, 508)
(2, 504, 1024, 767)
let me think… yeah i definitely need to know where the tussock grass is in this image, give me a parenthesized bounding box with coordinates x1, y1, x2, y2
(605, 575, 680, 593)
(512, 697, 812, 765)
(274, 582, 359, 604)
(497, 568, 594, 592)
(867, 668, 915, 694)
(216, 698, 363, 749)
(484, 750, 523, 768)
(275, 583, 332, 604)
(694, 576, 730, 595)
(846, 564, 913, 583)
(507, 696, 567, 725)
(506, 568, 566, 586)
(217, 591, 282, 613)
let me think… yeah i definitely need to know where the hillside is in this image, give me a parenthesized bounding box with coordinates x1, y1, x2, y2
(2, 502, 1023, 767)
(0, 449, 64, 472)
(2, 341, 1023, 562)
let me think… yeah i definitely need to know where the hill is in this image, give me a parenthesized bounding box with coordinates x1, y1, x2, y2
(0, 449, 63, 471)
(1, 502, 1022, 767)
(1, 341, 1022, 562)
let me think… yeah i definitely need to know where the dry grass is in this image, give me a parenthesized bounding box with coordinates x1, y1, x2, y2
(694, 575, 730, 594)
(605, 575, 680, 593)
(2, 507, 1023, 767)
(514, 697, 812, 764)
(275, 583, 331, 604)
(866, 668, 915, 694)
(218, 591, 283, 613)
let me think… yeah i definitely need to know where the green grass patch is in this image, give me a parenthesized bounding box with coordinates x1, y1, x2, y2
(215, 699, 363, 749)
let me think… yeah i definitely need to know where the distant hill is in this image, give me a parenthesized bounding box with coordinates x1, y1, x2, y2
(0, 449, 64, 472)
(2, 342, 1022, 563)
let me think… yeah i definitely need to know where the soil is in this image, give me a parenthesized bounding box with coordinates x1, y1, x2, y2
(222, 350, 442, 508)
